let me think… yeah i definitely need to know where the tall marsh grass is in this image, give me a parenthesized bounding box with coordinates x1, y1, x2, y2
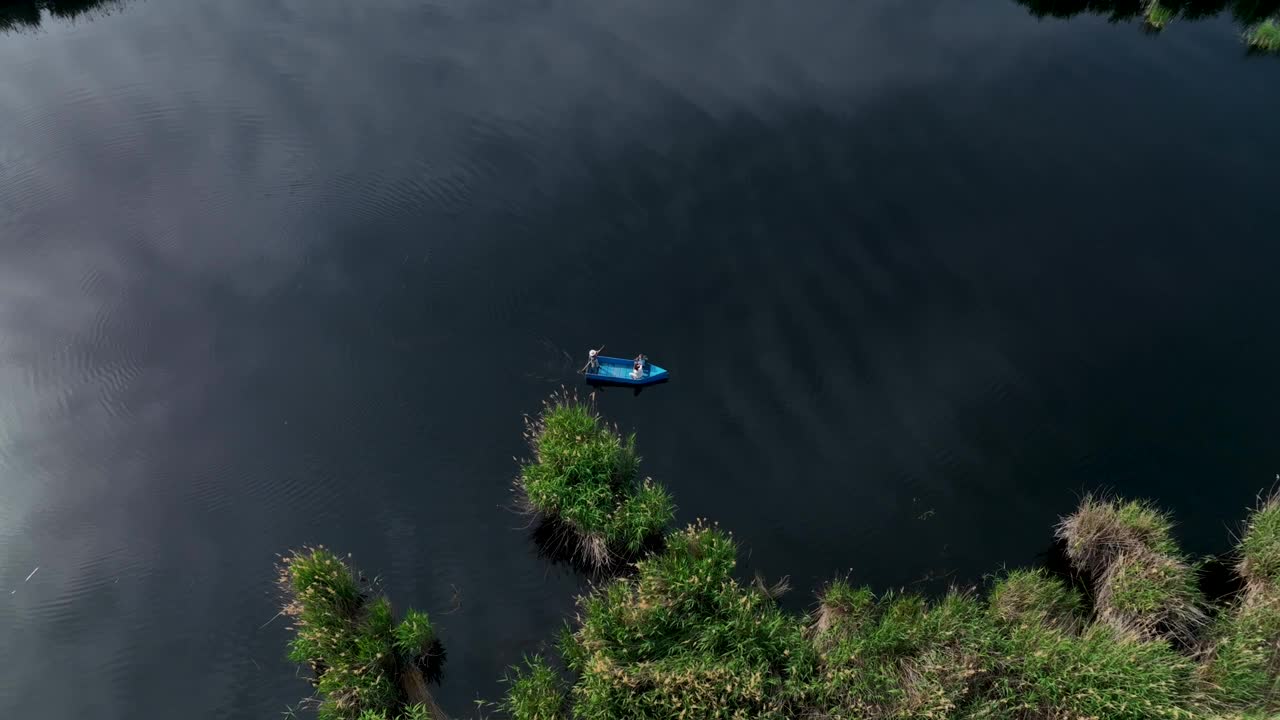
(1200, 493, 1280, 713)
(278, 395, 1280, 720)
(1057, 496, 1207, 644)
(279, 548, 443, 720)
(515, 390, 674, 570)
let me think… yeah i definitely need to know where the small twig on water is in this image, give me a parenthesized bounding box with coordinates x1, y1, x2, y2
(260, 611, 285, 629)
(24, 567, 38, 582)
(443, 584, 463, 615)
(910, 568, 957, 586)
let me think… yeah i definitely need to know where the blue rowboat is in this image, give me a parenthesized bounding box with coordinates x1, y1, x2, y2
(584, 355, 670, 386)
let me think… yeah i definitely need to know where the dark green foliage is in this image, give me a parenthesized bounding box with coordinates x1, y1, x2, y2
(394, 609, 435, 659)
(517, 391, 674, 567)
(280, 393, 1280, 720)
(809, 590, 997, 719)
(811, 578, 1200, 719)
(279, 548, 441, 720)
(567, 522, 814, 719)
(506, 403, 1274, 719)
(1012, 0, 1280, 51)
(543, 502, 1229, 719)
(501, 655, 568, 720)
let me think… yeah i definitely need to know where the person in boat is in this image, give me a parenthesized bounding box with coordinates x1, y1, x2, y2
(631, 354, 647, 379)
(582, 347, 603, 374)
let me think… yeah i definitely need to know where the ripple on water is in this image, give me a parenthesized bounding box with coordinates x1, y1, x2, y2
(25, 541, 147, 629)
(0, 157, 51, 212)
(238, 451, 348, 525)
(185, 459, 243, 516)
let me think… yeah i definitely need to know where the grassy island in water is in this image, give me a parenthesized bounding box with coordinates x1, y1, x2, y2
(280, 392, 1280, 719)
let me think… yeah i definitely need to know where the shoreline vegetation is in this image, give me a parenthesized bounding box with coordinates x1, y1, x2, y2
(280, 392, 1280, 718)
(6, 0, 1278, 55)
(1014, 0, 1280, 53)
(0, 0, 122, 32)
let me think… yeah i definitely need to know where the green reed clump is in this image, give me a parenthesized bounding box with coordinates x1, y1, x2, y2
(1146, 0, 1177, 28)
(279, 548, 441, 720)
(565, 522, 814, 720)
(814, 580, 876, 639)
(803, 566, 1207, 719)
(393, 609, 435, 659)
(517, 391, 674, 569)
(1239, 494, 1280, 586)
(504, 396, 1243, 718)
(500, 655, 568, 720)
(278, 389, 1280, 719)
(984, 569, 1200, 719)
(1201, 590, 1280, 710)
(1200, 494, 1280, 712)
(985, 622, 1200, 719)
(1057, 496, 1206, 644)
(1058, 496, 1178, 570)
(988, 569, 1084, 633)
(1247, 18, 1280, 52)
(808, 589, 999, 719)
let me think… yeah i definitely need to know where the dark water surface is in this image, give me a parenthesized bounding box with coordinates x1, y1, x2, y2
(2, 0, 1279, 716)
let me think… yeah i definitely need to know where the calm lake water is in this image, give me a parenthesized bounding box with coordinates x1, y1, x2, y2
(2, 0, 1279, 716)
